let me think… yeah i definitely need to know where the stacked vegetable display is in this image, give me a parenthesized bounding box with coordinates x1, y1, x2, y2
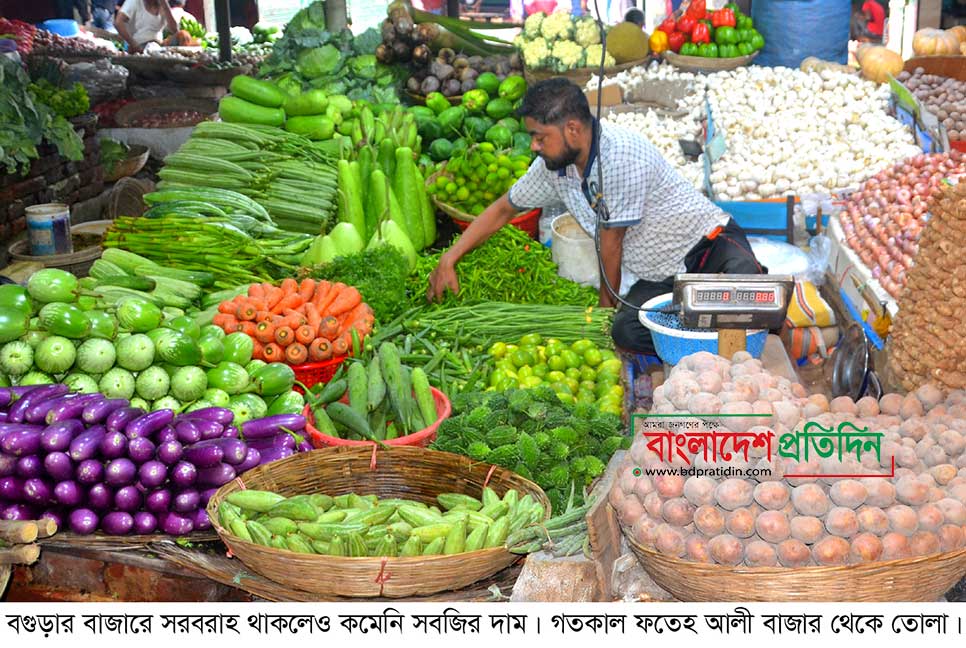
(427, 144, 530, 217)
(217, 486, 545, 556)
(0, 386, 310, 534)
(653, 1, 763, 58)
(515, 11, 619, 71)
(897, 68, 966, 141)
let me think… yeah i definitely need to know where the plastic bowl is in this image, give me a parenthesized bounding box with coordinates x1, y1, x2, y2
(38, 19, 79, 37)
(452, 208, 540, 239)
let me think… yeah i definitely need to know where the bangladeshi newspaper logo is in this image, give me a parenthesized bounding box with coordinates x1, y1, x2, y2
(630, 412, 895, 478)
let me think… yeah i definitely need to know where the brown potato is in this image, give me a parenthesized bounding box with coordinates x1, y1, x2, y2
(825, 506, 860, 538)
(744, 539, 779, 567)
(879, 393, 903, 416)
(939, 430, 966, 457)
(935, 498, 966, 525)
(830, 396, 858, 414)
(895, 476, 930, 506)
(909, 531, 941, 557)
(618, 496, 647, 528)
(632, 516, 660, 547)
(856, 506, 890, 536)
(685, 533, 712, 563)
(812, 536, 850, 566)
(754, 481, 791, 510)
(756, 510, 791, 543)
(643, 492, 664, 519)
(829, 480, 868, 509)
(777, 539, 812, 567)
(654, 523, 686, 557)
(881, 532, 913, 560)
(654, 474, 686, 499)
(694, 505, 726, 537)
(930, 464, 958, 485)
(917, 503, 946, 532)
(849, 532, 884, 563)
(633, 474, 655, 500)
(790, 515, 826, 544)
(791, 483, 832, 517)
(856, 396, 880, 418)
(900, 419, 928, 441)
(938, 524, 966, 551)
(687, 392, 723, 415)
(886, 504, 920, 536)
(923, 446, 949, 468)
(708, 533, 744, 565)
(725, 507, 757, 538)
(714, 478, 754, 510)
(900, 394, 925, 420)
(661, 497, 696, 527)
(683, 476, 717, 507)
(915, 383, 944, 410)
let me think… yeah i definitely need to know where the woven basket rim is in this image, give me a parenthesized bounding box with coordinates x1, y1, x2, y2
(664, 50, 758, 72)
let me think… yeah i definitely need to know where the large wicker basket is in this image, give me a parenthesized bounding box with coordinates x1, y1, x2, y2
(663, 50, 758, 74)
(207, 446, 550, 598)
(626, 527, 966, 602)
(523, 57, 650, 89)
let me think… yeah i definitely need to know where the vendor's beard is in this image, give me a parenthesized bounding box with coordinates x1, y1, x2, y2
(541, 143, 580, 171)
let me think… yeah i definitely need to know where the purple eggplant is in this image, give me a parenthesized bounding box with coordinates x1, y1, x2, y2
(235, 447, 261, 473)
(114, 485, 142, 512)
(125, 410, 175, 439)
(157, 426, 177, 443)
(69, 508, 99, 534)
(40, 419, 85, 452)
(0, 412, 6, 423)
(219, 438, 247, 465)
(127, 437, 156, 464)
(82, 398, 127, 425)
(98, 430, 128, 459)
(191, 509, 211, 531)
(138, 460, 167, 489)
(7, 385, 69, 423)
(76, 459, 104, 485)
(273, 433, 297, 451)
(0, 475, 24, 500)
(198, 487, 218, 507)
(145, 488, 171, 514)
(133, 511, 158, 534)
(241, 414, 306, 439)
(181, 407, 234, 425)
(104, 458, 136, 486)
(243, 436, 275, 452)
(43, 452, 74, 481)
(221, 426, 239, 439)
(0, 386, 38, 408)
(3, 503, 36, 520)
(258, 446, 295, 465)
(196, 463, 236, 487)
(86, 483, 113, 510)
(0, 453, 17, 477)
(22, 478, 53, 505)
(1, 426, 43, 456)
(156, 439, 183, 466)
(296, 440, 313, 453)
(39, 508, 65, 529)
(175, 420, 201, 444)
(170, 461, 197, 487)
(102, 511, 134, 535)
(68, 425, 107, 462)
(160, 511, 194, 535)
(53, 480, 83, 507)
(106, 406, 146, 434)
(173, 488, 200, 513)
(44, 393, 101, 424)
(183, 440, 225, 468)
(16, 455, 43, 479)
(194, 419, 224, 441)
(25, 393, 77, 424)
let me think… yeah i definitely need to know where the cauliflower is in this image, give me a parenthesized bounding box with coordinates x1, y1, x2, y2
(523, 12, 545, 38)
(551, 40, 585, 71)
(575, 16, 600, 47)
(541, 10, 575, 41)
(585, 44, 616, 68)
(521, 37, 552, 68)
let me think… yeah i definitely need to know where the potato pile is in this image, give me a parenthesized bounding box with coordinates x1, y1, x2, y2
(610, 351, 966, 568)
(888, 181, 966, 393)
(897, 69, 966, 141)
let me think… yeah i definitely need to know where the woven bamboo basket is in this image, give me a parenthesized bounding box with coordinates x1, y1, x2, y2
(663, 50, 758, 74)
(206, 446, 549, 598)
(626, 528, 966, 602)
(523, 57, 650, 89)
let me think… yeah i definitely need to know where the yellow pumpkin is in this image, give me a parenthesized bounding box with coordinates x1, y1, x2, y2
(948, 25, 966, 44)
(912, 28, 961, 56)
(857, 45, 903, 84)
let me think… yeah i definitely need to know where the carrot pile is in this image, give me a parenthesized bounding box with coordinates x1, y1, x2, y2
(212, 278, 375, 365)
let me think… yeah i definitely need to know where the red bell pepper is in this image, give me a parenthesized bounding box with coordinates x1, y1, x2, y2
(686, 0, 707, 20)
(691, 22, 711, 45)
(711, 9, 736, 28)
(676, 15, 697, 35)
(657, 16, 677, 34)
(667, 31, 687, 53)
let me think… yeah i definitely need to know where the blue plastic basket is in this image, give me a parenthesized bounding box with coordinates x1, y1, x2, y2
(38, 19, 79, 37)
(638, 294, 768, 365)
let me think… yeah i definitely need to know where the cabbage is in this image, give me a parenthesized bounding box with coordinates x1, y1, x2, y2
(296, 45, 342, 79)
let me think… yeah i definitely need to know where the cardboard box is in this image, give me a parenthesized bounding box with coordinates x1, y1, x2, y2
(919, 0, 942, 29)
(584, 84, 623, 108)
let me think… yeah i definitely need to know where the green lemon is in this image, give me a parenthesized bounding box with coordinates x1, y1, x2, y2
(556, 392, 575, 405)
(510, 348, 535, 368)
(608, 384, 625, 399)
(571, 339, 594, 354)
(580, 366, 598, 382)
(580, 380, 597, 393)
(520, 333, 543, 346)
(564, 378, 580, 395)
(521, 376, 543, 388)
(550, 381, 572, 396)
(489, 342, 507, 359)
(565, 367, 582, 381)
(561, 350, 582, 370)
(577, 389, 596, 405)
(532, 363, 549, 378)
(517, 365, 533, 380)
(547, 370, 567, 383)
(547, 355, 567, 372)
(583, 348, 603, 367)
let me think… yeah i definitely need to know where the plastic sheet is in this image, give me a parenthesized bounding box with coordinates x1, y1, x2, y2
(752, 0, 851, 68)
(66, 58, 129, 105)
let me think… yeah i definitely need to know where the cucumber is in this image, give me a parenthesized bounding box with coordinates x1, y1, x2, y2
(93, 275, 157, 291)
(411, 367, 436, 427)
(366, 359, 385, 412)
(315, 378, 347, 404)
(311, 405, 339, 438)
(326, 401, 374, 441)
(378, 342, 411, 433)
(346, 362, 367, 418)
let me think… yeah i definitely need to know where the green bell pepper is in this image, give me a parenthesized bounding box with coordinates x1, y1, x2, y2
(725, 2, 741, 14)
(706, 43, 719, 57)
(680, 42, 699, 56)
(719, 44, 739, 58)
(248, 362, 296, 397)
(736, 28, 751, 43)
(737, 42, 753, 56)
(715, 26, 736, 45)
(749, 30, 765, 51)
(737, 15, 754, 30)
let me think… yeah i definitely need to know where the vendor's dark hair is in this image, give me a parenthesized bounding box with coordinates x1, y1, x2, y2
(625, 8, 645, 25)
(517, 78, 592, 126)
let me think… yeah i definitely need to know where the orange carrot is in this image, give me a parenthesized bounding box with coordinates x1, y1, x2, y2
(255, 310, 273, 323)
(275, 326, 294, 347)
(311, 280, 331, 307)
(339, 303, 369, 328)
(285, 342, 309, 365)
(217, 300, 237, 314)
(309, 338, 332, 362)
(332, 336, 349, 357)
(236, 301, 257, 321)
(319, 316, 340, 340)
(264, 286, 284, 311)
(255, 321, 276, 344)
(240, 321, 258, 337)
(298, 278, 316, 303)
(304, 302, 322, 331)
(295, 324, 315, 345)
(212, 313, 235, 330)
(271, 293, 304, 315)
(251, 340, 264, 361)
(280, 277, 299, 295)
(248, 283, 265, 299)
(318, 282, 346, 314)
(282, 308, 308, 326)
(327, 286, 362, 317)
(263, 342, 283, 362)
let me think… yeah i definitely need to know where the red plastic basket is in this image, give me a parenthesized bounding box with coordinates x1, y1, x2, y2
(291, 356, 347, 394)
(303, 387, 452, 448)
(452, 208, 540, 239)
(951, 140, 966, 153)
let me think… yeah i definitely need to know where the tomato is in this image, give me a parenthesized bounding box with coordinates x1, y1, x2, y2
(597, 394, 622, 410)
(510, 348, 535, 368)
(583, 348, 603, 367)
(556, 392, 575, 405)
(561, 350, 582, 370)
(564, 377, 580, 395)
(545, 342, 565, 358)
(595, 381, 617, 398)
(489, 369, 507, 387)
(547, 355, 567, 372)
(489, 342, 507, 359)
(600, 404, 623, 417)
(532, 363, 549, 378)
(520, 333, 543, 346)
(577, 390, 596, 405)
(547, 370, 567, 383)
(571, 339, 594, 354)
(550, 381, 572, 396)
(579, 366, 598, 383)
(517, 365, 533, 380)
(521, 376, 543, 388)
(600, 350, 617, 362)
(501, 377, 519, 390)
(598, 358, 622, 374)
(565, 367, 582, 381)
(607, 384, 625, 399)
(580, 380, 597, 393)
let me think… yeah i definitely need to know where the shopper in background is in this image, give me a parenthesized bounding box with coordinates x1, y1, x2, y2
(413, 0, 445, 15)
(624, 8, 644, 27)
(525, 0, 558, 15)
(851, 0, 886, 42)
(115, 0, 177, 52)
(56, 0, 91, 23)
(91, 0, 119, 31)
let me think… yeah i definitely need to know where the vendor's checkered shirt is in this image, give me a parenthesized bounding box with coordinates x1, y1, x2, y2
(508, 121, 728, 282)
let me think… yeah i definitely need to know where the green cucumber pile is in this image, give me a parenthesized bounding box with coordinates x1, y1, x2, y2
(218, 486, 547, 557)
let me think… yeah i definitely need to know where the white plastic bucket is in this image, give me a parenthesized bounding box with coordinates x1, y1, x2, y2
(26, 203, 73, 256)
(551, 213, 599, 288)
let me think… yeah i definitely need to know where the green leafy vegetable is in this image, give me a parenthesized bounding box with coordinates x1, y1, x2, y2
(305, 245, 409, 322)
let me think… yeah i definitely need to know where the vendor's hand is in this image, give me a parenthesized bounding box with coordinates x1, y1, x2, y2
(427, 255, 459, 303)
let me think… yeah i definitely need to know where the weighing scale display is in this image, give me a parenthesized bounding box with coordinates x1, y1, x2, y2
(694, 289, 779, 305)
(672, 275, 795, 330)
